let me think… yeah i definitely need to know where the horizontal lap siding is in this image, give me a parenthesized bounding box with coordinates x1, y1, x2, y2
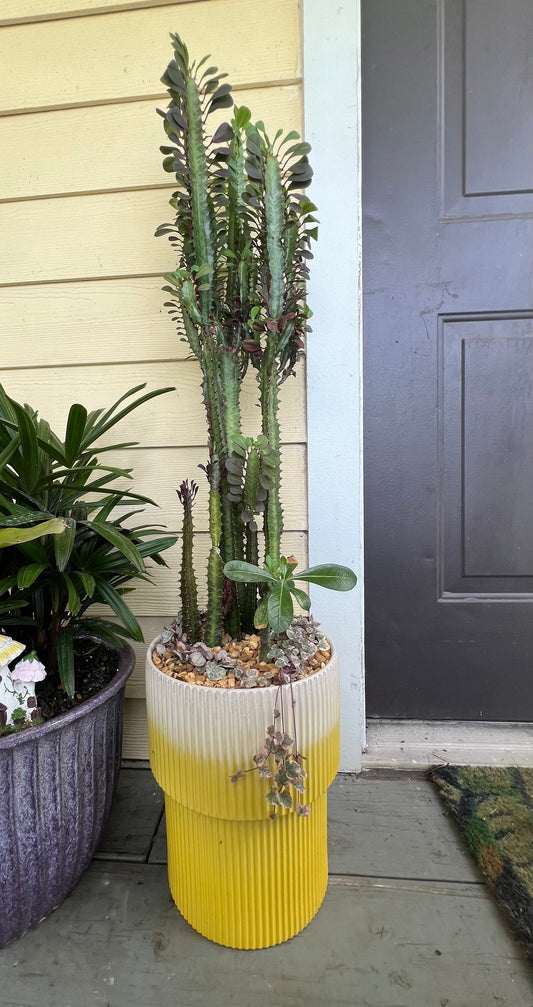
(0, 278, 180, 366)
(0, 0, 300, 112)
(85, 444, 308, 532)
(1, 86, 302, 200)
(1, 2, 195, 27)
(0, 365, 306, 448)
(0, 0, 305, 757)
(92, 531, 308, 616)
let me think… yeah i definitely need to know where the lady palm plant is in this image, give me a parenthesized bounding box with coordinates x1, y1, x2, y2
(0, 383, 176, 695)
(156, 34, 318, 646)
(0, 519, 66, 548)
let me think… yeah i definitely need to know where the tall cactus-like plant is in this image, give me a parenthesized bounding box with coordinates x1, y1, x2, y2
(244, 124, 317, 563)
(156, 34, 317, 644)
(176, 481, 200, 645)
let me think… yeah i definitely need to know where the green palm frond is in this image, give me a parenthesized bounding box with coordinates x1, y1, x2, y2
(0, 383, 177, 694)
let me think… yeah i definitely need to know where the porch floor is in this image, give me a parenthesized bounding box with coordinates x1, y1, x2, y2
(1, 765, 531, 1006)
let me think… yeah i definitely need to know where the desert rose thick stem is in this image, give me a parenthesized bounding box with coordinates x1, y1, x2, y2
(259, 625, 271, 663)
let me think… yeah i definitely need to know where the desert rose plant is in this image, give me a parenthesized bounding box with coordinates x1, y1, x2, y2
(223, 555, 356, 811)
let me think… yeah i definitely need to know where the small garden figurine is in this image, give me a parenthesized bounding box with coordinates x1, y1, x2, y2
(0, 636, 46, 732)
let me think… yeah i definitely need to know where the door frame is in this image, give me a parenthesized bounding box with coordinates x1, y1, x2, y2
(303, 0, 365, 771)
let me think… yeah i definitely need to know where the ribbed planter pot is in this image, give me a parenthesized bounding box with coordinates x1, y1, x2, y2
(146, 637, 340, 949)
(0, 641, 135, 948)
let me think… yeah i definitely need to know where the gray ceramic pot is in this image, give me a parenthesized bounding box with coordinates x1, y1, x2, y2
(0, 641, 135, 948)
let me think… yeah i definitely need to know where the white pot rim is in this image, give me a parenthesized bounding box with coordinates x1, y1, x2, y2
(145, 633, 340, 816)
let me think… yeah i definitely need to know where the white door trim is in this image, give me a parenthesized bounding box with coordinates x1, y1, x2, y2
(303, 0, 365, 771)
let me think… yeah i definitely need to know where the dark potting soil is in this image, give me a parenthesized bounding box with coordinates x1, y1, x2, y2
(36, 638, 120, 721)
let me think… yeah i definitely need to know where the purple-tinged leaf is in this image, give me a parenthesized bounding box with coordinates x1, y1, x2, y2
(296, 803, 311, 817)
(212, 121, 234, 144)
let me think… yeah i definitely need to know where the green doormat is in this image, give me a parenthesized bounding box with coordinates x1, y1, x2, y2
(431, 766, 533, 957)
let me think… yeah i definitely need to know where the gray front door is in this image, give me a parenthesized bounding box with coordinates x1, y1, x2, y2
(363, 0, 533, 720)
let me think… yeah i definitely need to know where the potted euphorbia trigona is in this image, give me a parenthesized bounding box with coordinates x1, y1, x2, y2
(145, 35, 357, 949)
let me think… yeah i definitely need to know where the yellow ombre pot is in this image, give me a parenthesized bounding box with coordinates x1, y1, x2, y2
(145, 638, 340, 949)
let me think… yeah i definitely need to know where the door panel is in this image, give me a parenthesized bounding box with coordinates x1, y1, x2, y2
(442, 0, 533, 216)
(463, 0, 533, 196)
(363, 0, 533, 719)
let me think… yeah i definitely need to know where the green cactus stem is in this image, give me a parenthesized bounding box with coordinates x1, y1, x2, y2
(220, 348, 241, 455)
(260, 360, 283, 564)
(241, 445, 260, 627)
(264, 154, 285, 323)
(177, 481, 200, 644)
(226, 108, 250, 306)
(184, 80, 215, 320)
(204, 546, 224, 648)
(219, 345, 246, 630)
(259, 151, 287, 564)
(204, 461, 223, 647)
(208, 464, 222, 548)
(220, 489, 242, 639)
(157, 38, 317, 648)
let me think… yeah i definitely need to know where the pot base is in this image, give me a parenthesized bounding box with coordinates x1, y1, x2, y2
(146, 636, 340, 949)
(0, 642, 134, 949)
(166, 790, 329, 949)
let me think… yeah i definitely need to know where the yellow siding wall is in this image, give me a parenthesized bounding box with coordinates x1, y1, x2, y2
(0, 0, 306, 757)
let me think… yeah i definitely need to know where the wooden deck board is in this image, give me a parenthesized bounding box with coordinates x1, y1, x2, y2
(327, 773, 481, 883)
(2, 767, 530, 1004)
(146, 774, 481, 883)
(2, 861, 530, 1006)
(94, 767, 164, 862)
(147, 810, 167, 865)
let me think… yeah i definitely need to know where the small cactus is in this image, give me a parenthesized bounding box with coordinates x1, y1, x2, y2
(177, 481, 200, 644)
